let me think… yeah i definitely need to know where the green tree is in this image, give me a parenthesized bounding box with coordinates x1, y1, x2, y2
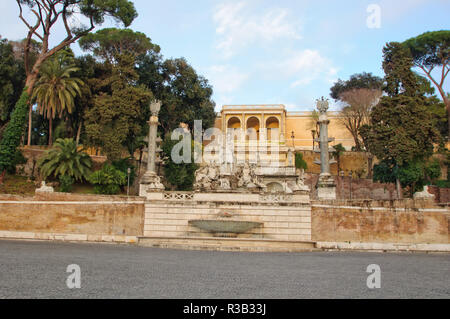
(83, 57, 152, 160)
(13, 0, 137, 147)
(0, 38, 26, 132)
(0, 91, 29, 184)
(361, 42, 442, 197)
(330, 73, 383, 151)
(71, 55, 98, 145)
(37, 138, 92, 181)
(161, 135, 198, 191)
(139, 57, 217, 135)
(80, 29, 155, 161)
(32, 51, 84, 146)
(79, 28, 159, 64)
(404, 31, 450, 136)
(332, 144, 346, 173)
(330, 72, 384, 100)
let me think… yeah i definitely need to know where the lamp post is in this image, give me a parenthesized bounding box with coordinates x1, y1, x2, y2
(127, 167, 131, 196)
(311, 130, 317, 151)
(291, 131, 295, 148)
(349, 170, 353, 200)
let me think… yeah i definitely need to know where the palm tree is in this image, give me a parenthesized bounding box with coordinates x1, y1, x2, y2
(32, 52, 83, 146)
(38, 138, 92, 181)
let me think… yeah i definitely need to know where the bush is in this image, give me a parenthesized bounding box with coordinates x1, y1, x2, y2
(59, 175, 74, 193)
(88, 164, 126, 195)
(435, 180, 450, 189)
(0, 91, 29, 175)
(161, 135, 199, 191)
(112, 158, 136, 185)
(6, 150, 27, 174)
(38, 138, 92, 181)
(295, 153, 308, 170)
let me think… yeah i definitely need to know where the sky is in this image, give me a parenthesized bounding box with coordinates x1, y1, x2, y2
(0, 0, 449, 112)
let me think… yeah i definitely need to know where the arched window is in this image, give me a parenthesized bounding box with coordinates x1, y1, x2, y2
(246, 117, 260, 141)
(266, 117, 280, 141)
(227, 117, 241, 129)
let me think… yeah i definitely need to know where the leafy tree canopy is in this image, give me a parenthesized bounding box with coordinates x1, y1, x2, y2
(0, 38, 26, 124)
(84, 54, 152, 161)
(383, 42, 420, 97)
(404, 30, 449, 69)
(79, 28, 160, 63)
(360, 95, 440, 166)
(155, 58, 216, 136)
(330, 72, 384, 100)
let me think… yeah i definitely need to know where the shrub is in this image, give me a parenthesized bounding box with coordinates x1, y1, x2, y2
(435, 180, 450, 189)
(0, 91, 29, 177)
(59, 175, 74, 193)
(88, 164, 126, 195)
(38, 138, 92, 181)
(112, 158, 136, 185)
(6, 150, 27, 174)
(161, 135, 199, 191)
(295, 153, 308, 170)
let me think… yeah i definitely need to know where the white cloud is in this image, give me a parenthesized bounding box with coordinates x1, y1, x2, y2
(275, 49, 338, 87)
(205, 64, 249, 94)
(213, 1, 301, 58)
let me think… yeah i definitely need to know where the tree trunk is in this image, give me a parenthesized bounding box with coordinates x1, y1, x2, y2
(446, 99, 450, 141)
(27, 102, 33, 147)
(0, 170, 5, 185)
(48, 117, 53, 146)
(25, 58, 44, 146)
(367, 155, 374, 179)
(76, 121, 82, 146)
(396, 178, 403, 200)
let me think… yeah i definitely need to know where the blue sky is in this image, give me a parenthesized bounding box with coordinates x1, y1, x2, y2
(1, 0, 449, 111)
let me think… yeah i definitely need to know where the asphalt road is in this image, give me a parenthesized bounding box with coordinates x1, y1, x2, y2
(0, 240, 448, 299)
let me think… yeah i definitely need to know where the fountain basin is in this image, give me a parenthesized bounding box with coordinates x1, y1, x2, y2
(189, 220, 263, 235)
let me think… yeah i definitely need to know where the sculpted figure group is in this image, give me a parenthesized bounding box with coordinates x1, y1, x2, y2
(194, 162, 308, 193)
(194, 162, 267, 192)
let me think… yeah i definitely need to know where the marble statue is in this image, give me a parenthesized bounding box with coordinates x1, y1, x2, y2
(35, 181, 54, 193)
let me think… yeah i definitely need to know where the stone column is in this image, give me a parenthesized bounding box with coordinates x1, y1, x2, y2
(140, 100, 165, 196)
(314, 97, 336, 200)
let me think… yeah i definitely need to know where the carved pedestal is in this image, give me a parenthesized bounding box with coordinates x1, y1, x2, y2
(317, 173, 336, 200)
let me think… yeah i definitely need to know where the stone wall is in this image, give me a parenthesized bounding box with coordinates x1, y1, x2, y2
(144, 192, 312, 241)
(428, 186, 450, 205)
(301, 150, 370, 176)
(0, 193, 145, 237)
(311, 200, 449, 244)
(305, 174, 399, 201)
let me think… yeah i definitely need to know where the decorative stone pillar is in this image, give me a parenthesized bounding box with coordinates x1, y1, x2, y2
(140, 100, 165, 196)
(314, 97, 336, 200)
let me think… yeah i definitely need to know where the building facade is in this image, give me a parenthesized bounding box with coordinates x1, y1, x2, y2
(214, 104, 355, 151)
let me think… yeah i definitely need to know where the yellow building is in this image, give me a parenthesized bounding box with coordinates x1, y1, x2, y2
(214, 104, 355, 151)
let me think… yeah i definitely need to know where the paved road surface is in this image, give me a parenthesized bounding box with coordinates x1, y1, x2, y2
(0, 240, 448, 299)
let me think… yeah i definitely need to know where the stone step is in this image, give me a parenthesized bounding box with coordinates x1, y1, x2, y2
(138, 236, 317, 253)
